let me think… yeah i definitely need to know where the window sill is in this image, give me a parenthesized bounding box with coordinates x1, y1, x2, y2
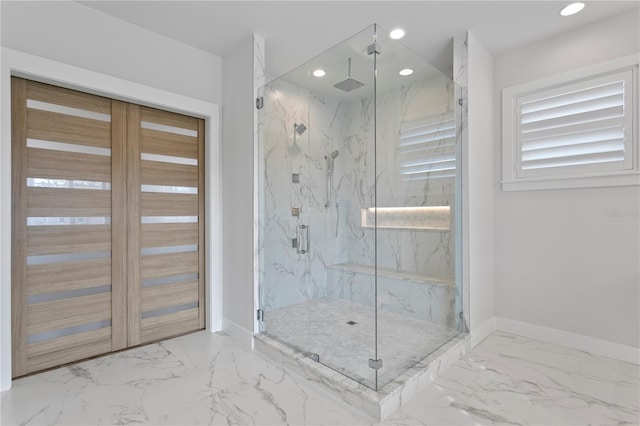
(502, 171, 640, 192)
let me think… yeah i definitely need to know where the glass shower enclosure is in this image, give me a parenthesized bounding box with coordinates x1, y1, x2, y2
(257, 24, 464, 390)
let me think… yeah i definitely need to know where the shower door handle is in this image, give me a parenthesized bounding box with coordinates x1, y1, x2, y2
(297, 224, 309, 254)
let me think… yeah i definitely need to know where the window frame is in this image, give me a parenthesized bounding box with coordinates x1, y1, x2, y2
(502, 54, 639, 191)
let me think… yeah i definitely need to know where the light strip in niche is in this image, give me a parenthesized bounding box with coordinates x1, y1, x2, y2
(361, 206, 450, 230)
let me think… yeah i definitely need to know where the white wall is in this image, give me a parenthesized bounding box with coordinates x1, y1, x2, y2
(1, 1, 221, 104)
(466, 32, 496, 345)
(221, 36, 255, 338)
(494, 12, 640, 349)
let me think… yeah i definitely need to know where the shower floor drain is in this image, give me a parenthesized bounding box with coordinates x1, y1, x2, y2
(346, 321, 357, 325)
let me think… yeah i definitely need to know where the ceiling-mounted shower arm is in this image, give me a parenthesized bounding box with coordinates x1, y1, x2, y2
(334, 58, 364, 92)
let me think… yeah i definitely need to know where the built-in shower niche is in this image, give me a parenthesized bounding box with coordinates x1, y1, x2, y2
(329, 204, 456, 327)
(257, 23, 465, 414)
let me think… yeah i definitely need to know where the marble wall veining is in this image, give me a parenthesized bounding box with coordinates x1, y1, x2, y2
(337, 73, 458, 279)
(258, 57, 461, 326)
(259, 78, 348, 311)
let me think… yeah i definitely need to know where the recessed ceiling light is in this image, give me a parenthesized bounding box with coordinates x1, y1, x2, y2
(399, 68, 414, 76)
(560, 2, 585, 16)
(389, 28, 405, 40)
(312, 69, 326, 77)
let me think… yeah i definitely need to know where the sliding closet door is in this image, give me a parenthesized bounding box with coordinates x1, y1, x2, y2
(12, 79, 206, 377)
(11, 78, 127, 377)
(127, 105, 205, 346)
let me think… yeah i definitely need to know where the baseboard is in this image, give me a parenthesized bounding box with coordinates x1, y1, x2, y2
(221, 318, 253, 349)
(496, 317, 640, 365)
(470, 316, 496, 348)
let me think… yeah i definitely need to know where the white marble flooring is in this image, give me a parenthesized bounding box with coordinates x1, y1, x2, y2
(264, 297, 460, 389)
(1, 330, 638, 425)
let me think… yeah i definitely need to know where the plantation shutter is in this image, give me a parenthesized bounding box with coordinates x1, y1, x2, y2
(399, 114, 456, 181)
(516, 70, 633, 178)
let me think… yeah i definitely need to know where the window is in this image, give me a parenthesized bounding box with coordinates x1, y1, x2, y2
(398, 113, 456, 182)
(502, 56, 638, 191)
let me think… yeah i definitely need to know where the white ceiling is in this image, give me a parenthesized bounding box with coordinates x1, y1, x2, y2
(77, 1, 639, 78)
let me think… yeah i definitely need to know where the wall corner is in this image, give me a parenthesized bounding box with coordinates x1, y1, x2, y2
(252, 33, 265, 335)
(464, 30, 497, 336)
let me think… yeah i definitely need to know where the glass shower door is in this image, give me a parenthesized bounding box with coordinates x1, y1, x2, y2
(258, 23, 464, 392)
(374, 26, 463, 388)
(258, 25, 379, 390)
(258, 79, 312, 356)
(304, 26, 378, 389)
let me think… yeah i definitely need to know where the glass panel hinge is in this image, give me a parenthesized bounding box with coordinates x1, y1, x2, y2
(256, 97, 264, 109)
(367, 43, 381, 55)
(256, 309, 264, 321)
(368, 358, 383, 370)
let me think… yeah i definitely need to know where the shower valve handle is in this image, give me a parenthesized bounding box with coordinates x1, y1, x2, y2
(297, 224, 309, 255)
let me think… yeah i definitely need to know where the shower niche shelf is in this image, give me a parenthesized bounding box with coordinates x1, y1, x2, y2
(360, 206, 451, 230)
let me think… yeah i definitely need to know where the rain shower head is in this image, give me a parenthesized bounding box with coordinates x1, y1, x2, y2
(294, 123, 307, 135)
(334, 58, 364, 92)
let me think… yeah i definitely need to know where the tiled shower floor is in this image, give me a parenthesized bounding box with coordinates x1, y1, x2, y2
(263, 297, 460, 389)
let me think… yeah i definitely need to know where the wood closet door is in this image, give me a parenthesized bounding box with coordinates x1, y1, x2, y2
(126, 105, 205, 346)
(11, 79, 205, 377)
(11, 77, 127, 377)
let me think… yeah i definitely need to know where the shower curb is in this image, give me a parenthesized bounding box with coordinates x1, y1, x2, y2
(253, 332, 469, 421)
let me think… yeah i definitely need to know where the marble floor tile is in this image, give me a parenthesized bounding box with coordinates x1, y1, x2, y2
(264, 297, 461, 389)
(2, 330, 638, 426)
(384, 332, 640, 426)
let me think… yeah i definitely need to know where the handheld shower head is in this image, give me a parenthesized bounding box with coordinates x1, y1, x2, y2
(324, 150, 340, 208)
(326, 150, 339, 176)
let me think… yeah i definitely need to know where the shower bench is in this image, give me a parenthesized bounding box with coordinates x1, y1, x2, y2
(326, 263, 456, 328)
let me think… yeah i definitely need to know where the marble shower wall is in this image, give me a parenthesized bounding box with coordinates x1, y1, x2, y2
(259, 78, 348, 311)
(260, 67, 458, 328)
(327, 71, 458, 327)
(333, 73, 457, 277)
